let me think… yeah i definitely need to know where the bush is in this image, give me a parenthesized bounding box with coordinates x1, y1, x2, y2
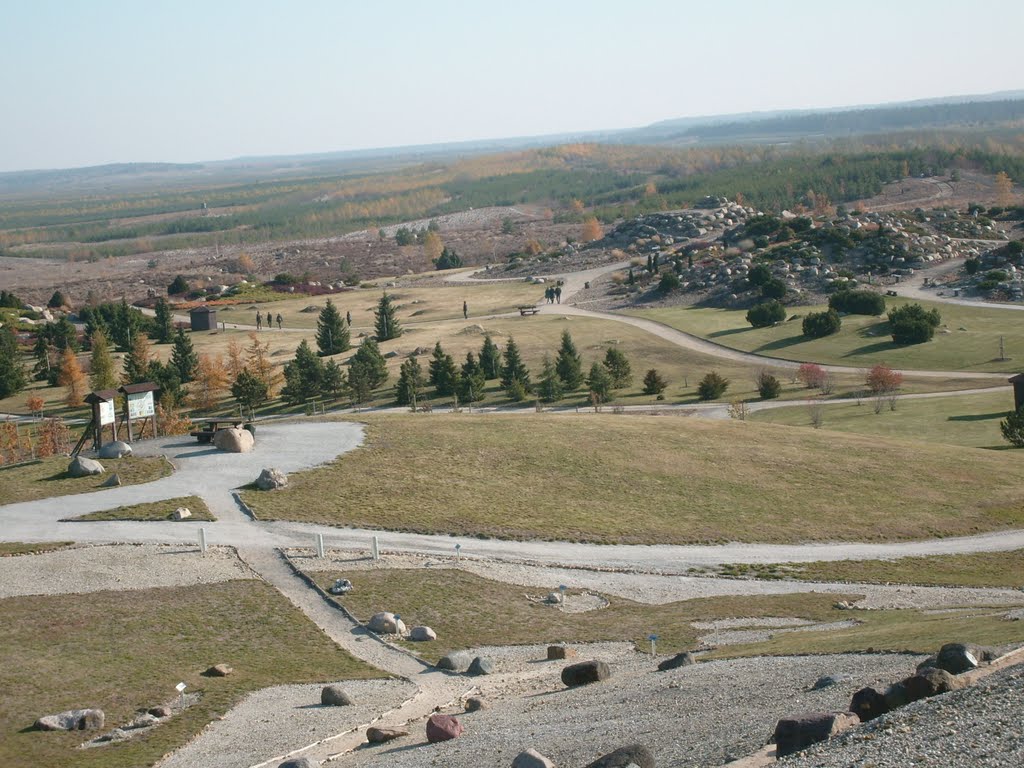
(756, 371, 781, 399)
(964, 257, 981, 275)
(888, 303, 940, 345)
(167, 275, 189, 295)
(828, 289, 885, 316)
(697, 371, 729, 401)
(797, 363, 827, 389)
(747, 264, 772, 286)
(658, 272, 681, 293)
(802, 309, 841, 339)
(760, 278, 787, 300)
(746, 300, 787, 328)
(1001, 407, 1024, 447)
(986, 270, 1008, 283)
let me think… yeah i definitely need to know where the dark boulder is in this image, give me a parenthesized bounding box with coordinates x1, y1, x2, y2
(657, 652, 695, 672)
(773, 711, 859, 758)
(561, 660, 611, 687)
(584, 743, 655, 768)
(849, 687, 888, 722)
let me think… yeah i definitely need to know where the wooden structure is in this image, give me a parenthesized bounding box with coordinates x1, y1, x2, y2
(189, 306, 218, 331)
(120, 382, 160, 441)
(189, 419, 243, 444)
(518, 306, 540, 316)
(73, 389, 120, 455)
(1009, 374, 1024, 411)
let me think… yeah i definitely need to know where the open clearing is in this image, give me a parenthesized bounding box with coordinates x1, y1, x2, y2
(0, 456, 171, 505)
(242, 414, 1024, 544)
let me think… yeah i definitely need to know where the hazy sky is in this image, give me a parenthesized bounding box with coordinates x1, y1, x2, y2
(2, 0, 1021, 172)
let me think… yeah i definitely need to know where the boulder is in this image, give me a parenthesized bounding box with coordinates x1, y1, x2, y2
(367, 612, 406, 635)
(584, 743, 655, 768)
(329, 579, 353, 595)
(512, 748, 556, 768)
(467, 656, 494, 676)
(410, 625, 436, 641)
(884, 682, 910, 711)
(98, 440, 132, 459)
(255, 467, 288, 491)
(100, 473, 122, 488)
(772, 711, 859, 758)
(213, 427, 254, 453)
(278, 759, 320, 768)
(437, 650, 474, 672)
(657, 652, 695, 672)
(849, 687, 888, 722)
(148, 705, 172, 718)
(204, 663, 233, 677)
(546, 591, 563, 604)
(561, 660, 611, 688)
(936, 642, 985, 675)
(34, 708, 105, 731)
(902, 668, 965, 702)
(68, 456, 104, 477)
(321, 685, 353, 706)
(547, 645, 576, 661)
(811, 674, 852, 691)
(366, 726, 408, 744)
(125, 713, 159, 730)
(172, 507, 192, 521)
(425, 713, 463, 743)
(464, 696, 487, 712)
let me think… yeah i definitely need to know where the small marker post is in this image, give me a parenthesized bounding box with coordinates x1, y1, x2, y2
(176, 682, 186, 709)
(372, 536, 379, 561)
(559, 584, 568, 603)
(198, 527, 207, 555)
(455, 543, 462, 564)
(316, 533, 325, 558)
(649, 634, 658, 656)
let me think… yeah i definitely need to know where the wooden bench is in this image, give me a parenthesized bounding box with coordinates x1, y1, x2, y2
(189, 420, 242, 443)
(518, 306, 540, 316)
(886, 290, 898, 297)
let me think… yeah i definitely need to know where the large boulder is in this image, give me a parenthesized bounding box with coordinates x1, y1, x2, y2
(467, 656, 495, 676)
(68, 456, 104, 477)
(320, 685, 352, 706)
(425, 713, 463, 743)
(255, 467, 288, 490)
(98, 440, 132, 459)
(436, 650, 474, 671)
(214, 427, 254, 453)
(366, 726, 408, 743)
(172, 507, 192, 521)
(278, 759, 319, 768)
(657, 651, 695, 672)
(512, 748, 556, 768)
(367, 612, 406, 635)
(936, 643, 985, 675)
(772, 711, 859, 758)
(410, 625, 436, 641)
(100, 473, 122, 488)
(561, 660, 611, 688)
(584, 743, 655, 768)
(902, 667, 966, 702)
(547, 645, 576, 661)
(34, 708, 105, 731)
(849, 686, 888, 722)
(204, 663, 233, 677)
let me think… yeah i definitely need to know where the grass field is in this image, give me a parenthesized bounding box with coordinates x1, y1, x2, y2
(0, 580, 383, 768)
(0, 542, 74, 556)
(67, 495, 213, 522)
(751, 389, 1014, 448)
(0, 456, 171, 505)
(242, 414, 1024, 544)
(627, 297, 1024, 373)
(709, 549, 1024, 589)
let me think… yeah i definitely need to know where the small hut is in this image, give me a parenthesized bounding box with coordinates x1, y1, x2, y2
(1009, 374, 1024, 411)
(189, 306, 217, 332)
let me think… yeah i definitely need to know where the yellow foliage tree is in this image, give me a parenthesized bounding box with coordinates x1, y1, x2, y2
(191, 353, 229, 411)
(423, 230, 444, 264)
(581, 217, 603, 242)
(644, 181, 658, 197)
(57, 348, 87, 407)
(524, 239, 543, 256)
(226, 338, 245, 380)
(995, 172, 1014, 207)
(570, 199, 585, 214)
(236, 252, 255, 274)
(245, 333, 282, 396)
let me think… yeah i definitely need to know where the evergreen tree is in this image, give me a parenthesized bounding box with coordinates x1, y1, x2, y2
(479, 334, 502, 379)
(374, 292, 402, 341)
(47, 290, 66, 309)
(111, 299, 142, 351)
(554, 330, 584, 390)
(232, 368, 268, 419)
(168, 275, 189, 295)
(396, 355, 426, 406)
(322, 359, 348, 398)
(281, 339, 325, 405)
(602, 347, 633, 388)
(153, 298, 174, 343)
(148, 360, 183, 408)
(347, 337, 389, 400)
(316, 299, 349, 355)
(170, 327, 199, 383)
(428, 341, 460, 397)
(642, 368, 668, 396)
(500, 336, 531, 395)
(459, 352, 486, 403)
(89, 329, 117, 391)
(537, 354, 564, 403)
(586, 361, 613, 403)
(0, 324, 27, 399)
(122, 333, 152, 384)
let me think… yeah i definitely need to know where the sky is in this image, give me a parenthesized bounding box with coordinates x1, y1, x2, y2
(1, 0, 1022, 172)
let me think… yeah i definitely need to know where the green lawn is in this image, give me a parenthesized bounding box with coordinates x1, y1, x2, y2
(67, 495, 214, 522)
(627, 297, 1024, 373)
(751, 389, 1015, 448)
(0, 456, 171, 505)
(0, 580, 383, 768)
(242, 414, 1024, 544)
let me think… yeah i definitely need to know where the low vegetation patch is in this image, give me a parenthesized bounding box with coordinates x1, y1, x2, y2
(242, 414, 1024, 544)
(0, 456, 171, 505)
(0, 580, 383, 768)
(66, 496, 213, 522)
(0, 541, 74, 557)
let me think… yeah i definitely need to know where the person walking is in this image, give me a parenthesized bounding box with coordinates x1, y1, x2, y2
(555, 285, 562, 304)
(276, 313, 283, 330)
(256, 312, 263, 330)
(463, 300, 468, 320)
(346, 310, 352, 326)
(266, 311, 273, 329)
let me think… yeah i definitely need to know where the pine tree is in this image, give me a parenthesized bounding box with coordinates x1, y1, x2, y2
(642, 368, 668, 396)
(57, 348, 87, 406)
(322, 359, 348, 398)
(348, 338, 389, 402)
(554, 330, 584, 390)
(374, 292, 402, 341)
(428, 341, 459, 397)
(602, 347, 633, 389)
(587, 361, 613, 403)
(500, 336, 531, 394)
(153, 298, 174, 343)
(89, 329, 117, 391)
(47, 290, 66, 309)
(170, 327, 199, 383)
(316, 299, 349, 356)
(479, 335, 502, 380)
(459, 352, 486, 403)
(396, 355, 426, 406)
(122, 333, 152, 384)
(231, 368, 268, 419)
(537, 354, 564, 403)
(0, 324, 28, 399)
(281, 340, 325, 405)
(111, 299, 141, 351)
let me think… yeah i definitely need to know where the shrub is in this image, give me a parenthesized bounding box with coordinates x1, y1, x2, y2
(865, 364, 903, 394)
(747, 264, 772, 286)
(167, 275, 189, 295)
(802, 309, 841, 339)
(697, 371, 729, 401)
(658, 272, 681, 293)
(828, 289, 886, 316)
(888, 303, 940, 345)
(760, 278, 787, 299)
(986, 270, 1008, 283)
(642, 368, 667, 396)
(964, 257, 980, 275)
(797, 363, 827, 389)
(756, 371, 781, 399)
(1001, 407, 1024, 447)
(746, 300, 787, 328)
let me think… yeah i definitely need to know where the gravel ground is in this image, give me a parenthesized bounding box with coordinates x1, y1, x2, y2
(158, 679, 417, 768)
(330, 652, 921, 768)
(781, 665, 1024, 767)
(0, 543, 253, 597)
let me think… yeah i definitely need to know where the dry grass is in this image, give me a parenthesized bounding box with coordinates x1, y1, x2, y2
(0, 542, 74, 556)
(66, 495, 214, 522)
(0, 580, 383, 768)
(242, 414, 1024, 544)
(0, 456, 171, 505)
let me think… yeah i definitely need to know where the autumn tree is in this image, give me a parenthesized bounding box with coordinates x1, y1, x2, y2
(996, 171, 1014, 208)
(89, 329, 117, 391)
(245, 332, 281, 396)
(191, 353, 229, 411)
(865, 365, 903, 394)
(122, 333, 152, 384)
(226, 338, 245, 380)
(581, 217, 603, 242)
(423, 230, 444, 265)
(58, 347, 87, 406)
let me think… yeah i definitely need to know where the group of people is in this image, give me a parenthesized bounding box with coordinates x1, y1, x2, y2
(255, 312, 283, 330)
(544, 285, 562, 304)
